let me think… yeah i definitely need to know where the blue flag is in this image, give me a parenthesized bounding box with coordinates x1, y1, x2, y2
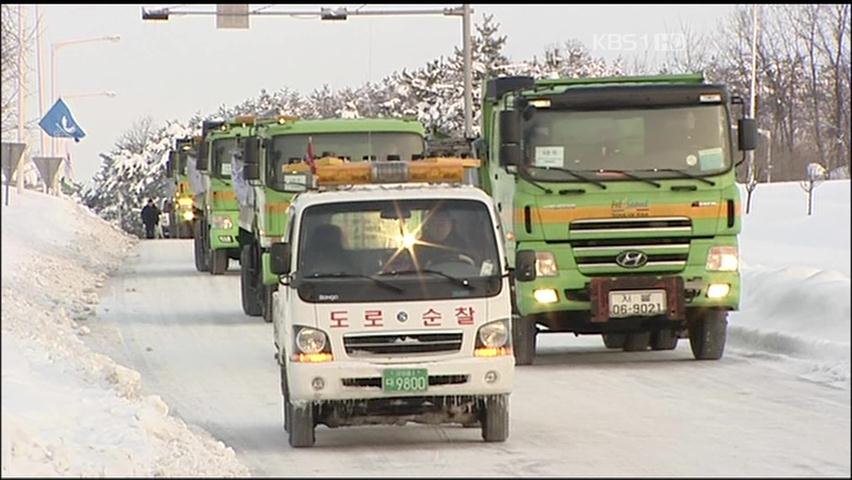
(39, 98, 86, 142)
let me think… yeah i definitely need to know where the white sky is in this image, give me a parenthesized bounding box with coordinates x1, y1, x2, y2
(20, 3, 734, 184)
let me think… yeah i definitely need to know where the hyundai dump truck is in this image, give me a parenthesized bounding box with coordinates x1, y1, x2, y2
(263, 158, 513, 447)
(165, 136, 198, 238)
(192, 119, 246, 274)
(234, 117, 427, 323)
(477, 73, 757, 364)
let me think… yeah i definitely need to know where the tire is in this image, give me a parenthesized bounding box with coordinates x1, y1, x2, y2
(262, 285, 275, 324)
(689, 309, 728, 360)
(480, 394, 509, 442)
(193, 221, 209, 272)
(602, 333, 626, 349)
(622, 331, 651, 352)
(650, 329, 679, 351)
(209, 249, 228, 275)
(511, 315, 537, 366)
(287, 399, 316, 448)
(241, 245, 262, 316)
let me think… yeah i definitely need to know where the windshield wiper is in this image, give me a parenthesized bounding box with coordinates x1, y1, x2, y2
(516, 164, 554, 194)
(593, 169, 661, 188)
(379, 268, 473, 290)
(529, 165, 607, 190)
(638, 168, 716, 186)
(306, 272, 404, 293)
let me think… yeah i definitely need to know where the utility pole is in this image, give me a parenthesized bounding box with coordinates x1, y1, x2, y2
(17, 5, 26, 194)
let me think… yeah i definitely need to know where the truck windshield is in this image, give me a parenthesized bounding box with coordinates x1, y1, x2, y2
(211, 138, 237, 179)
(268, 132, 424, 190)
(296, 199, 502, 302)
(522, 105, 731, 181)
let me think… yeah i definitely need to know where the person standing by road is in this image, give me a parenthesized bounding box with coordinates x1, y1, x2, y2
(141, 198, 161, 239)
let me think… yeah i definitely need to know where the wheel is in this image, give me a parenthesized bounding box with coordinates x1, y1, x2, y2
(650, 329, 678, 350)
(602, 333, 625, 349)
(193, 221, 209, 272)
(241, 246, 262, 316)
(262, 285, 275, 324)
(689, 309, 728, 360)
(209, 249, 228, 275)
(511, 315, 537, 366)
(480, 394, 509, 442)
(287, 399, 316, 448)
(622, 331, 651, 352)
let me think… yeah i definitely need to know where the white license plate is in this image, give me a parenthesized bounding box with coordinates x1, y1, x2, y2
(608, 290, 667, 318)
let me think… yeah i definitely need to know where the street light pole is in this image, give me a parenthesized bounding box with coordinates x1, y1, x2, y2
(746, 3, 759, 186)
(63, 90, 117, 99)
(50, 35, 120, 155)
(462, 4, 472, 140)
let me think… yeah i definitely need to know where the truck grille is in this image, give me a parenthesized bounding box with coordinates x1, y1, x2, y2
(569, 219, 692, 276)
(343, 331, 463, 357)
(569, 216, 692, 235)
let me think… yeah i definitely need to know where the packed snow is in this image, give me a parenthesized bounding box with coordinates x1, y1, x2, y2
(730, 180, 851, 390)
(0, 189, 249, 477)
(1, 179, 849, 475)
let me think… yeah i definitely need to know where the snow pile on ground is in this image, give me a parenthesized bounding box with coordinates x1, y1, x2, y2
(731, 180, 851, 389)
(1, 190, 249, 477)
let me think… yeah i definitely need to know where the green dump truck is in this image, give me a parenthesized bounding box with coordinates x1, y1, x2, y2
(165, 136, 198, 239)
(476, 73, 757, 364)
(193, 119, 247, 275)
(234, 116, 427, 322)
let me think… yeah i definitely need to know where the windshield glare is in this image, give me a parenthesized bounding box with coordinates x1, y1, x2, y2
(298, 199, 499, 280)
(269, 132, 424, 190)
(523, 105, 731, 180)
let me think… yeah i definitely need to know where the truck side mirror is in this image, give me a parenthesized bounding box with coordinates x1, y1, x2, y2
(243, 137, 259, 165)
(270, 242, 291, 275)
(196, 143, 208, 172)
(166, 151, 174, 178)
(514, 250, 536, 282)
(737, 118, 757, 151)
(244, 163, 260, 180)
(499, 110, 521, 145)
(500, 143, 521, 167)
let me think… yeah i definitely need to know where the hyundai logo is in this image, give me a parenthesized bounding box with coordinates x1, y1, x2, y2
(616, 250, 648, 268)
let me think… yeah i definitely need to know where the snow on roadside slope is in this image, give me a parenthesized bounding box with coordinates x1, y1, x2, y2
(731, 180, 851, 389)
(1, 190, 249, 477)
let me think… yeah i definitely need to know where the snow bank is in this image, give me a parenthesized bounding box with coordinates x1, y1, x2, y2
(1, 190, 249, 477)
(731, 180, 851, 389)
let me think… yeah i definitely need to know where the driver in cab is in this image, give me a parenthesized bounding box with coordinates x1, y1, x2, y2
(414, 209, 474, 268)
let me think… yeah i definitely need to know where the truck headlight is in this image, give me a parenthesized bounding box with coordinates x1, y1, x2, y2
(535, 252, 558, 277)
(293, 326, 333, 363)
(475, 319, 511, 357)
(211, 215, 233, 230)
(182, 211, 194, 221)
(706, 246, 738, 271)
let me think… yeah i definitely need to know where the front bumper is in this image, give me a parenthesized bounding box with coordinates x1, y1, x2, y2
(287, 355, 514, 402)
(516, 266, 740, 317)
(208, 211, 240, 250)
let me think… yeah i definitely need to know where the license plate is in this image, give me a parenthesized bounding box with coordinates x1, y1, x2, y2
(608, 290, 667, 318)
(382, 368, 428, 393)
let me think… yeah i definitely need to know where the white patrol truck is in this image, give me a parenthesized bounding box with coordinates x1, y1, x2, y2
(268, 159, 514, 447)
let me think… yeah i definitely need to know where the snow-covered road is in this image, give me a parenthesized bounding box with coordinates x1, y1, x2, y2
(84, 238, 851, 476)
